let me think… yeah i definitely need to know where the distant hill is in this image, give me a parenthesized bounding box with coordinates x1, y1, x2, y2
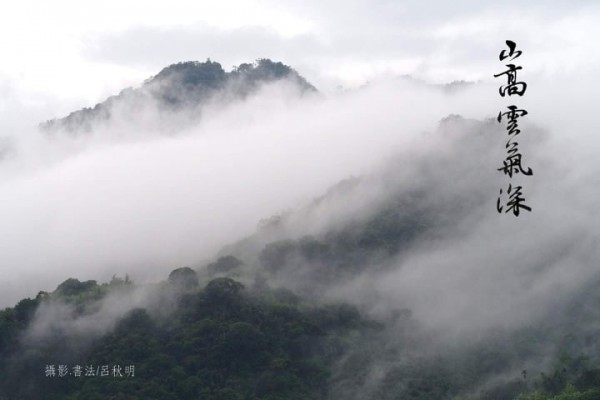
(3, 115, 600, 399)
(40, 59, 316, 134)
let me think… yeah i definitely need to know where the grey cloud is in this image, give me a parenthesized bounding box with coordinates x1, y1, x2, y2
(82, 0, 600, 91)
(83, 25, 322, 71)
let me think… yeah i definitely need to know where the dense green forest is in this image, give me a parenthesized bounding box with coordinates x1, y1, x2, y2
(40, 59, 316, 134)
(2, 264, 600, 399)
(0, 272, 371, 399)
(3, 60, 599, 399)
(3, 182, 600, 400)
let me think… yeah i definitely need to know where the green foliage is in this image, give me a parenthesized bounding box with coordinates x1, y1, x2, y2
(206, 256, 243, 275)
(3, 271, 600, 400)
(518, 385, 600, 400)
(154, 60, 227, 89)
(0, 276, 368, 399)
(258, 204, 431, 288)
(168, 267, 199, 290)
(13, 297, 39, 325)
(55, 278, 99, 297)
(2, 208, 600, 400)
(41, 58, 316, 134)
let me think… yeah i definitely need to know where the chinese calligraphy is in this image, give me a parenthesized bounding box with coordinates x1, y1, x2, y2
(495, 40, 532, 216)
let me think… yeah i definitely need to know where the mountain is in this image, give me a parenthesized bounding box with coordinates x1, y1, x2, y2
(4, 59, 600, 400)
(40, 59, 316, 134)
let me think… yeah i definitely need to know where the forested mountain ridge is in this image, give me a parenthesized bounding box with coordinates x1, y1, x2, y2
(3, 61, 599, 399)
(0, 272, 373, 399)
(2, 222, 600, 399)
(40, 59, 316, 134)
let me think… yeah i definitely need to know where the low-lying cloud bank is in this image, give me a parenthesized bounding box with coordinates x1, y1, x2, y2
(0, 65, 598, 350)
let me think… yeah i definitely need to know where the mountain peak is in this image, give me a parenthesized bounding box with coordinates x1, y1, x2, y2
(41, 58, 316, 134)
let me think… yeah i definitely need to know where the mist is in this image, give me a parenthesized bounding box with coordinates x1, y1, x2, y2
(0, 72, 485, 306)
(0, 63, 598, 364)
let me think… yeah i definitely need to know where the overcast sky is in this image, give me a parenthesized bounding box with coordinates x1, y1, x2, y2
(0, 1, 599, 307)
(1, 0, 599, 122)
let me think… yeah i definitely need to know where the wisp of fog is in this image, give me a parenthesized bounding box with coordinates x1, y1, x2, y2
(0, 68, 598, 351)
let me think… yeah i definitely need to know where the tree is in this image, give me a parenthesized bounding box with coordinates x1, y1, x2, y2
(168, 267, 198, 290)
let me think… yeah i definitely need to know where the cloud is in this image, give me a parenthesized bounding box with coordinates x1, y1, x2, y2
(78, 1, 600, 92)
(1, 3, 599, 397)
(83, 26, 322, 70)
(0, 76, 491, 307)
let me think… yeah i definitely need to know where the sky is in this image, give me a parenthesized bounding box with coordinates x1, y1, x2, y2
(1, 0, 599, 121)
(0, 0, 599, 307)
